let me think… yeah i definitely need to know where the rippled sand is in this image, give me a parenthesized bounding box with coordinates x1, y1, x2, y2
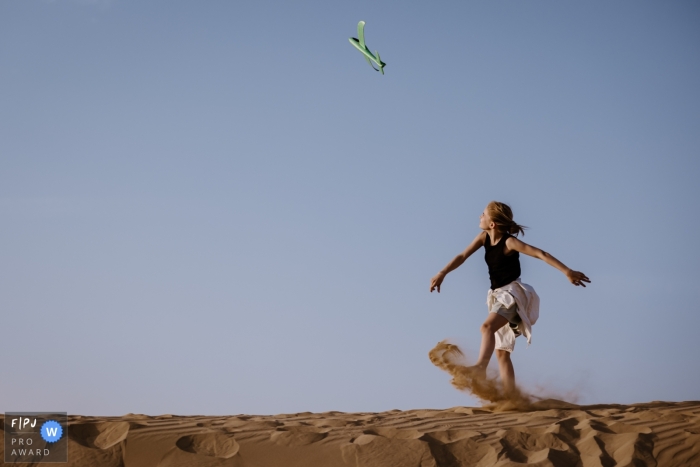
(2, 400, 698, 466)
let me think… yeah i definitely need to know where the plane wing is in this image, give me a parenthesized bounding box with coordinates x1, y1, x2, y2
(357, 21, 366, 48)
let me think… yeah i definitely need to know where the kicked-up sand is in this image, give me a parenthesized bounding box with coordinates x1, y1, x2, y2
(1, 400, 699, 466)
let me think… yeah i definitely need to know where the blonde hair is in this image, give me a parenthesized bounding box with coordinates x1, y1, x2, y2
(487, 201, 527, 237)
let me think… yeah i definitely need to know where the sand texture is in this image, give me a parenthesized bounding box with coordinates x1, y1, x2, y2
(1, 401, 699, 466)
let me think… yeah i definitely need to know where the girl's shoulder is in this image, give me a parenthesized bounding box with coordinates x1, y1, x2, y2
(504, 235, 525, 253)
(504, 234, 521, 246)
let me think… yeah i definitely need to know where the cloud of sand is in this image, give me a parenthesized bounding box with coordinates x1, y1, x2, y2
(429, 340, 533, 411)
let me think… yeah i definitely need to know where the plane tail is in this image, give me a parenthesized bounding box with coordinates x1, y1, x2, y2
(376, 51, 385, 74)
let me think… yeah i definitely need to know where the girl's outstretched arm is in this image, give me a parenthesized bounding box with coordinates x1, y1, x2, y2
(430, 232, 486, 293)
(506, 237, 591, 287)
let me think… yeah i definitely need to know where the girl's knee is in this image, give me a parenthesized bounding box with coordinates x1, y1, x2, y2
(481, 320, 502, 334)
(482, 314, 509, 334)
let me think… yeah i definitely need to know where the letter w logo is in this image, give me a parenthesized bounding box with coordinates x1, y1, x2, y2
(46, 427, 58, 437)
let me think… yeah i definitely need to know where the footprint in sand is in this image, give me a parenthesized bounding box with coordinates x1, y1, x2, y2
(63, 422, 130, 467)
(270, 426, 330, 446)
(175, 432, 240, 458)
(497, 427, 576, 463)
(68, 421, 130, 449)
(341, 428, 434, 467)
(573, 418, 655, 466)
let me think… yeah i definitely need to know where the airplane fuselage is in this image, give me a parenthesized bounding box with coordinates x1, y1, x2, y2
(349, 38, 385, 70)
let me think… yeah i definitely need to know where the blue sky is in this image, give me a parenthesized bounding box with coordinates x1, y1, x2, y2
(1, 0, 699, 416)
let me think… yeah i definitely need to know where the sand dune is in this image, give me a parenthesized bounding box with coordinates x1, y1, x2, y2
(2, 400, 699, 466)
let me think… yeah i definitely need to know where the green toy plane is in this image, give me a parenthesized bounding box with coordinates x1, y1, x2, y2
(348, 21, 386, 75)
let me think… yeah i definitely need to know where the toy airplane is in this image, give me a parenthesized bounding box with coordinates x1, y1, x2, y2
(348, 21, 386, 75)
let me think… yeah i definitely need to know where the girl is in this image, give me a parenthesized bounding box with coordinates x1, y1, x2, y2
(429, 201, 590, 395)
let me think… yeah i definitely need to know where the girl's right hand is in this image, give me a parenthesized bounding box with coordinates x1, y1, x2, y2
(430, 273, 445, 293)
(566, 270, 591, 287)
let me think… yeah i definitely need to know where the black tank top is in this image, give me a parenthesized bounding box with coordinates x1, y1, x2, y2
(484, 232, 521, 290)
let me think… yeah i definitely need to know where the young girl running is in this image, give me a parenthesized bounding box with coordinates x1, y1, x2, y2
(429, 201, 590, 395)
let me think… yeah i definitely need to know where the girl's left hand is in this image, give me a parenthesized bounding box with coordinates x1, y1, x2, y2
(430, 272, 446, 293)
(566, 270, 591, 287)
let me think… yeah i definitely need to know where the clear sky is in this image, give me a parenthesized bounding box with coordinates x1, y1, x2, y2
(1, 0, 699, 416)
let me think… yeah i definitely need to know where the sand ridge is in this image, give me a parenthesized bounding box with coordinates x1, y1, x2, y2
(1, 401, 699, 466)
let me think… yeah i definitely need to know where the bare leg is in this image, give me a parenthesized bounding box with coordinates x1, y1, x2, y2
(496, 349, 516, 394)
(468, 313, 509, 377)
